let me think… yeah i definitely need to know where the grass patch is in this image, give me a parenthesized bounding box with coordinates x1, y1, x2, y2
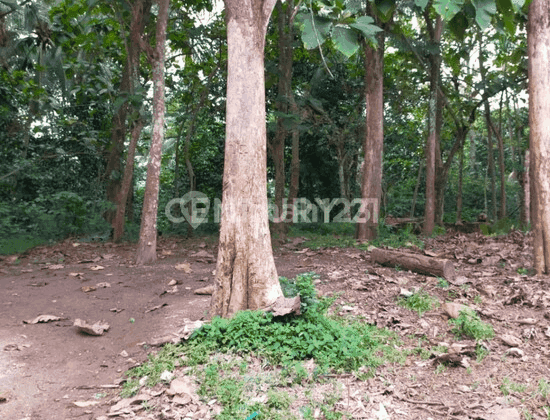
(449, 308, 494, 342)
(397, 289, 439, 317)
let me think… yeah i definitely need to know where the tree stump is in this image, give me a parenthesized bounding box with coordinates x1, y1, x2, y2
(370, 248, 455, 281)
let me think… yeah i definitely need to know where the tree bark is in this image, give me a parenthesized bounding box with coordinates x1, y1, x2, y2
(528, 0, 550, 274)
(210, 0, 283, 318)
(356, 25, 385, 241)
(136, 0, 169, 265)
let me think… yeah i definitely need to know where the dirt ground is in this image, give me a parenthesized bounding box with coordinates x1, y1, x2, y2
(1, 231, 550, 420)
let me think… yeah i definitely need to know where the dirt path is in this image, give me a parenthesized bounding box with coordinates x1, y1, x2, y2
(2, 232, 550, 419)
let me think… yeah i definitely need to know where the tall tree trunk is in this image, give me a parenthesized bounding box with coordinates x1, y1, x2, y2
(423, 15, 442, 236)
(136, 0, 169, 265)
(528, 0, 550, 274)
(356, 27, 385, 241)
(210, 0, 283, 318)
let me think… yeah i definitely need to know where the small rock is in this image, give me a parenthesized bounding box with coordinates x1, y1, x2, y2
(487, 407, 521, 420)
(194, 285, 215, 295)
(441, 302, 469, 319)
(506, 348, 524, 358)
(500, 334, 522, 347)
(160, 370, 174, 382)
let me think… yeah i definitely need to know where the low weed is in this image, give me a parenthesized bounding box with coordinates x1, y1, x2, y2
(538, 379, 550, 399)
(397, 289, 439, 317)
(437, 277, 449, 288)
(449, 308, 494, 342)
(500, 376, 527, 396)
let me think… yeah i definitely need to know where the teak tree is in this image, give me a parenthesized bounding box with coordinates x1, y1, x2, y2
(528, 0, 550, 275)
(210, 0, 283, 318)
(136, 0, 170, 265)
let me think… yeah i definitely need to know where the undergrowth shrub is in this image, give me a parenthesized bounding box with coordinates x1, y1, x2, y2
(123, 273, 399, 396)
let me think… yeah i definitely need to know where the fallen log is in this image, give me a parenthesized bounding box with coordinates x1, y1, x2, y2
(370, 248, 456, 281)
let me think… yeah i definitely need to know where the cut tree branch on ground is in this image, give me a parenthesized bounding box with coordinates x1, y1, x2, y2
(370, 248, 456, 281)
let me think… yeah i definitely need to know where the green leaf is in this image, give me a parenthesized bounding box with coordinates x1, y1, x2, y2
(448, 10, 470, 39)
(434, 0, 464, 21)
(300, 13, 332, 50)
(414, 0, 430, 10)
(472, 0, 497, 28)
(349, 15, 382, 43)
(374, 0, 396, 22)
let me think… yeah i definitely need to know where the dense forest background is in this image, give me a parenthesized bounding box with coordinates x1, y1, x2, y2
(0, 0, 530, 254)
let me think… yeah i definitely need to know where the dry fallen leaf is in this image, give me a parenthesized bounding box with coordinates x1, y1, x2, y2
(81, 286, 96, 293)
(89, 265, 104, 271)
(73, 400, 99, 408)
(145, 303, 168, 313)
(175, 263, 192, 273)
(48, 264, 64, 270)
(23, 315, 62, 324)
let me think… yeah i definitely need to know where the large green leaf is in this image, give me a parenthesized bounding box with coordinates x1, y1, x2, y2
(374, 0, 397, 22)
(414, 0, 430, 10)
(434, 0, 464, 21)
(472, 0, 497, 28)
(300, 13, 332, 50)
(349, 15, 382, 43)
(332, 26, 360, 57)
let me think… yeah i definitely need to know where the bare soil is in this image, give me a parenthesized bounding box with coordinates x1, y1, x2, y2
(1, 231, 550, 420)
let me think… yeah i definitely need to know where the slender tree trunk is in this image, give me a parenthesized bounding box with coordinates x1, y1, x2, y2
(478, 32, 497, 221)
(356, 28, 385, 241)
(270, 0, 294, 236)
(112, 0, 151, 241)
(410, 162, 422, 218)
(183, 133, 196, 237)
(528, 0, 550, 274)
(488, 118, 506, 219)
(423, 15, 442, 236)
(136, 0, 169, 265)
(521, 149, 530, 228)
(287, 96, 300, 210)
(210, 0, 283, 318)
(456, 141, 464, 223)
(113, 117, 144, 241)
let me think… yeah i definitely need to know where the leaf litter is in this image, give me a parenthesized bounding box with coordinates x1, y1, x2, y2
(2, 232, 550, 419)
